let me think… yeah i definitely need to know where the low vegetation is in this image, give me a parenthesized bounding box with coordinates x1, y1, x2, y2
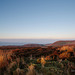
(0, 45, 75, 75)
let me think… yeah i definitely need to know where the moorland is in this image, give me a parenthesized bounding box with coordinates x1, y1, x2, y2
(0, 40, 75, 75)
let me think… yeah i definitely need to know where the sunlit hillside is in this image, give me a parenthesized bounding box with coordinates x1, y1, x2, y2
(0, 41, 75, 75)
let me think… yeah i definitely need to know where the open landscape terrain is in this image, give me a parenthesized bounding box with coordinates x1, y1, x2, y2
(0, 0, 75, 75)
(0, 40, 75, 75)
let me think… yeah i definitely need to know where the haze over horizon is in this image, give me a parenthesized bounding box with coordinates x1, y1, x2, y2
(0, 39, 75, 44)
(0, 0, 75, 40)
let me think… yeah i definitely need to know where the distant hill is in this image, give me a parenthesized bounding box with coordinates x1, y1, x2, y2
(23, 44, 44, 47)
(49, 40, 75, 46)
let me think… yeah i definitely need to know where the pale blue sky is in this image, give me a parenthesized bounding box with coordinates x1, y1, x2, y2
(0, 0, 75, 39)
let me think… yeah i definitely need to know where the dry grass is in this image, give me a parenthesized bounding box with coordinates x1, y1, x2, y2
(0, 50, 12, 68)
(41, 56, 46, 67)
(26, 64, 36, 75)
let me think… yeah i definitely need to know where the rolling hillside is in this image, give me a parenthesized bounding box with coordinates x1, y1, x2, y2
(49, 40, 75, 46)
(23, 44, 44, 47)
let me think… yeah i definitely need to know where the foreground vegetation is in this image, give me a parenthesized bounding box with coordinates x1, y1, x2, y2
(0, 46, 75, 75)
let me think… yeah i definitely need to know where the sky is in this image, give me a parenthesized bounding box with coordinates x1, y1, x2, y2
(0, 0, 75, 40)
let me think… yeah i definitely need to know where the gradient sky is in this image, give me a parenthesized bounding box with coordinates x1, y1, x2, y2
(0, 0, 75, 39)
